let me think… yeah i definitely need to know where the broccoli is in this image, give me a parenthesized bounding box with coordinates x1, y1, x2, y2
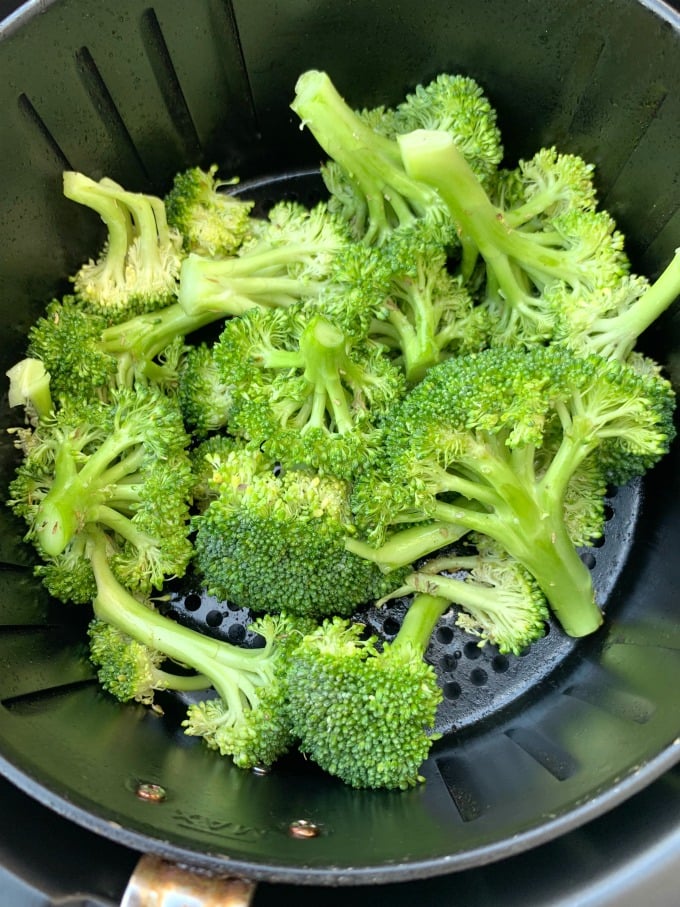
(351, 344, 676, 638)
(88, 619, 212, 706)
(384, 539, 550, 656)
(178, 200, 350, 319)
(290, 70, 502, 244)
(177, 342, 234, 437)
(549, 249, 680, 362)
(285, 592, 449, 789)
(398, 129, 629, 346)
(353, 219, 489, 382)
(86, 528, 311, 769)
(62, 171, 183, 317)
(212, 304, 405, 478)
(191, 443, 405, 619)
(7, 384, 194, 600)
(290, 70, 447, 244)
(6, 358, 53, 423)
(164, 165, 256, 257)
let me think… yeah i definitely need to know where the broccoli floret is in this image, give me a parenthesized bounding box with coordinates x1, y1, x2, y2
(286, 592, 449, 789)
(86, 529, 309, 769)
(291, 70, 448, 244)
(549, 249, 680, 362)
(212, 304, 405, 479)
(351, 344, 676, 638)
(191, 444, 404, 618)
(398, 130, 629, 346)
(63, 171, 183, 318)
(355, 219, 489, 382)
(88, 619, 211, 705)
(177, 342, 234, 437)
(178, 200, 350, 319)
(7, 385, 194, 598)
(387, 540, 550, 656)
(164, 165, 256, 258)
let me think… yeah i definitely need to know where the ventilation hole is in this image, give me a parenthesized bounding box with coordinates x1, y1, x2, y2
(469, 668, 488, 687)
(436, 625, 454, 645)
(491, 654, 509, 673)
(440, 653, 458, 673)
(227, 601, 242, 612)
(17, 93, 72, 170)
(463, 641, 482, 660)
(603, 504, 615, 522)
(184, 594, 201, 612)
(205, 610, 224, 628)
(382, 616, 401, 636)
(443, 681, 462, 700)
(518, 645, 532, 657)
(580, 551, 597, 569)
(227, 624, 246, 643)
(590, 534, 606, 549)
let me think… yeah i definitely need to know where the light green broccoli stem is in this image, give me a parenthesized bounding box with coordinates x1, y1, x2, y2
(88, 530, 272, 707)
(178, 253, 324, 318)
(345, 520, 469, 571)
(63, 172, 130, 287)
(398, 130, 586, 296)
(588, 248, 680, 360)
(99, 303, 215, 362)
(6, 358, 53, 420)
(291, 70, 437, 242)
(388, 592, 450, 659)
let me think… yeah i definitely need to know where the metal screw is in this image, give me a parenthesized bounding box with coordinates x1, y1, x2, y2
(288, 819, 320, 839)
(134, 781, 167, 803)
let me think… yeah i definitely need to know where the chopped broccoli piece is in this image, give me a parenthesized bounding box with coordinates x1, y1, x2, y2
(164, 165, 256, 257)
(351, 344, 676, 637)
(6, 358, 53, 423)
(88, 619, 211, 705)
(212, 304, 405, 478)
(191, 444, 405, 619)
(286, 592, 449, 789)
(63, 171, 183, 317)
(177, 342, 234, 437)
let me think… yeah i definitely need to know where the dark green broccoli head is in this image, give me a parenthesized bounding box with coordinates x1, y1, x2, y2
(191, 446, 405, 618)
(286, 612, 443, 790)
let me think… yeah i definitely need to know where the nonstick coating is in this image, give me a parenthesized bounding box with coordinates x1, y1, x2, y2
(0, 0, 679, 887)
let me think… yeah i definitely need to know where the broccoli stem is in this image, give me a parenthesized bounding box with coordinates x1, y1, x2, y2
(298, 316, 358, 434)
(291, 70, 437, 241)
(87, 531, 272, 706)
(389, 592, 450, 658)
(590, 248, 680, 360)
(398, 130, 585, 295)
(345, 520, 469, 571)
(99, 303, 215, 361)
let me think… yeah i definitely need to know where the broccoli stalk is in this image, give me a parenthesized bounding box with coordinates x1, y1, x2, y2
(286, 592, 449, 790)
(6, 358, 53, 422)
(398, 129, 628, 344)
(63, 172, 183, 317)
(291, 70, 443, 244)
(86, 530, 304, 768)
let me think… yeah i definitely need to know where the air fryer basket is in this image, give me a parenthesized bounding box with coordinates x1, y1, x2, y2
(0, 0, 679, 888)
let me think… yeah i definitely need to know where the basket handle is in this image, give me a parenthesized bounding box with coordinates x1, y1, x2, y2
(120, 853, 255, 906)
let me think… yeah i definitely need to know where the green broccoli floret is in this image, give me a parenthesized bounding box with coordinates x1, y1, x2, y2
(291, 70, 448, 244)
(7, 385, 194, 599)
(286, 592, 449, 789)
(354, 219, 490, 382)
(86, 528, 309, 769)
(164, 165, 256, 258)
(177, 342, 234, 437)
(548, 249, 680, 362)
(385, 539, 550, 656)
(351, 344, 676, 638)
(398, 129, 629, 346)
(191, 444, 404, 619)
(212, 304, 405, 479)
(63, 171, 183, 317)
(178, 200, 350, 319)
(88, 619, 212, 705)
